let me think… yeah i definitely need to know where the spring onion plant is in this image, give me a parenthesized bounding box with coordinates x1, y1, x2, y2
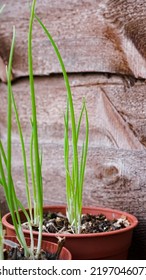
(35, 13, 89, 234)
(0, 0, 43, 259)
(0, 215, 18, 260)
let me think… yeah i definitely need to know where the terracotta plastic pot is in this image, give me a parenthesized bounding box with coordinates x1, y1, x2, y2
(4, 235, 72, 260)
(2, 205, 138, 260)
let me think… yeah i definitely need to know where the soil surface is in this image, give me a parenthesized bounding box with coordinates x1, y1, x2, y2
(23, 211, 130, 234)
(4, 236, 65, 260)
(4, 247, 58, 260)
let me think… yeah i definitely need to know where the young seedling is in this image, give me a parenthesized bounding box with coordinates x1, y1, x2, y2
(0, 0, 43, 259)
(35, 13, 89, 234)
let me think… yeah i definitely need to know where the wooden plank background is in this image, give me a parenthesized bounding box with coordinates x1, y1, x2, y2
(1, 0, 146, 82)
(1, 0, 146, 259)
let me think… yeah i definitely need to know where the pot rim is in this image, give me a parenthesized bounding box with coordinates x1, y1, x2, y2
(4, 235, 72, 260)
(2, 205, 138, 238)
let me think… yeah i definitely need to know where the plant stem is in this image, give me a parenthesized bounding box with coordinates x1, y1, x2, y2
(28, 0, 43, 257)
(35, 15, 80, 230)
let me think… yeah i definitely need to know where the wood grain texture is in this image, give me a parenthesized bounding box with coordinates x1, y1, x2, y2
(1, 0, 146, 260)
(1, 0, 146, 80)
(0, 74, 145, 148)
(1, 142, 146, 259)
(105, 0, 146, 60)
(0, 75, 146, 259)
(0, 56, 7, 83)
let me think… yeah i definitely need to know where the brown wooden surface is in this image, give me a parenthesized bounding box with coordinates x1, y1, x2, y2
(1, 74, 146, 148)
(1, 0, 146, 81)
(1, 0, 146, 259)
(0, 75, 146, 259)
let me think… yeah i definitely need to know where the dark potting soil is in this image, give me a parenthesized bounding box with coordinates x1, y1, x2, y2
(4, 247, 58, 260)
(24, 212, 130, 234)
(4, 237, 65, 260)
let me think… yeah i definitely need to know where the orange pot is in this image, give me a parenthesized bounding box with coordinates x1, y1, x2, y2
(2, 205, 138, 260)
(4, 235, 72, 260)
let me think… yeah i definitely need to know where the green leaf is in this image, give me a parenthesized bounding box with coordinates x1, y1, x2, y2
(35, 14, 89, 233)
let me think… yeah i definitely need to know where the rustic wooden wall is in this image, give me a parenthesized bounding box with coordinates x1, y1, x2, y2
(0, 0, 146, 259)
